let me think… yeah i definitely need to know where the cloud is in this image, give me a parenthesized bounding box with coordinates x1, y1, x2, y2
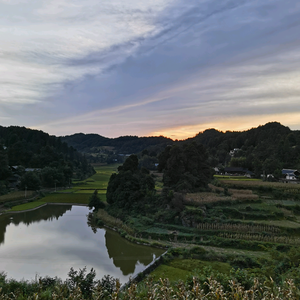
(1, 0, 300, 138)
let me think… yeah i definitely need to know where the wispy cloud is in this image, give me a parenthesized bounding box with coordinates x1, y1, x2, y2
(1, 0, 300, 138)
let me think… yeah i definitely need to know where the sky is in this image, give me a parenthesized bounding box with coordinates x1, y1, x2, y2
(1, 0, 300, 140)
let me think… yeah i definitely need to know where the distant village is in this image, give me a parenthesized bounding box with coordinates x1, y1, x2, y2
(214, 148, 300, 183)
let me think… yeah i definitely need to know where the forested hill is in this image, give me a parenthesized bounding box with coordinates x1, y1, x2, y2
(61, 133, 173, 163)
(0, 126, 94, 192)
(186, 122, 300, 176)
(62, 122, 300, 176)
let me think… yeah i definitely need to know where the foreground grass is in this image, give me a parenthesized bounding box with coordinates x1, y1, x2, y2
(9, 201, 46, 211)
(0, 272, 299, 300)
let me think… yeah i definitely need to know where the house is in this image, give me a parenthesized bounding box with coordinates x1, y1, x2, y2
(214, 167, 220, 174)
(282, 169, 300, 181)
(25, 168, 41, 172)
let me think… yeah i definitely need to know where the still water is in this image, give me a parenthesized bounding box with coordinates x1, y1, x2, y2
(0, 205, 164, 282)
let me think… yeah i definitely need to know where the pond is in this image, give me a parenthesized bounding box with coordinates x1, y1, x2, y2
(0, 205, 164, 282)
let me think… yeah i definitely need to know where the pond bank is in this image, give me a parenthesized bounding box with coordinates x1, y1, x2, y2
(1, 202, 88, 214)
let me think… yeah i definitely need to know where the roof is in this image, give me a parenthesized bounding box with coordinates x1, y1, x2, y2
(281, 169, 300, 175)
(25, 168, 41, 172)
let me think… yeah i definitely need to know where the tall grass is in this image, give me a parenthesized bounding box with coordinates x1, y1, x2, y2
(95, 209, 135, 236)
(185, 189, 258, 205)
(0, 191, 36, 203)
(221, 180, 300, 192)
(0, 276, 298, 299)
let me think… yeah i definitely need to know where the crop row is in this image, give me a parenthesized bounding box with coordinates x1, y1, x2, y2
(186, 191, 259, 205)
(221, 180, 300, 191)
(196, 222, 280, 233)
(218, 232, 300, 245)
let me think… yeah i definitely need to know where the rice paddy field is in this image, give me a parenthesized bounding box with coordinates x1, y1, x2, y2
(42, 193, 90, 204)
(8, 164, 119, 211)
(43, 164, 119, 204)
(65, 164, 119, 192)
(214, 175, 260, 181)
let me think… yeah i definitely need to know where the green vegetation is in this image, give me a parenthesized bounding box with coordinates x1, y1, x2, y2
(9, 201, 46, 211)
(150, 259, 231, 282)
(215, 175, 260, 181)
(62, 122, 300, 181)
(69, 164, 119, 193)
(0, 125, 95, 196)
(5, 164, 117, 211)
(88, 152, 300, 287)
(61, 133, 172, 164)
(1, 266, 300, 300)
(106, 155, 156, 212)
(158, 142, 212, 192)
(88, 190, 105, 210)
(42, 193, 90, 204)
(0, 190, 35, 203)
(3, 122, 300, 296)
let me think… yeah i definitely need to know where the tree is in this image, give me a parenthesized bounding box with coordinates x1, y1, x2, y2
(106, 155, 155, 210)
(88, 190, 105, 210)
(158, 142, 212, 192)
(118, 154, 138, 172)
(41, 167, 65, 188)
(20, 171, 41, 190)
(0, 149, 10, 180)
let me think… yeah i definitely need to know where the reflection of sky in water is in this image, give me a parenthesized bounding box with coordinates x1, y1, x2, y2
(0, 206, 164, 282)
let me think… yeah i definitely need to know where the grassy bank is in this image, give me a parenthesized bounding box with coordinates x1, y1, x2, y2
(9, 201, 46, 212)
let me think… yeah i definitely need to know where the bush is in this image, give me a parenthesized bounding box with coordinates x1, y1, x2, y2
(67, 267, 96, 298)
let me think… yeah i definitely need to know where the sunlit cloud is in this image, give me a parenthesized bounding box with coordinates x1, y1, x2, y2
(1, 0, 300, 138)
(150, 112, 300, 140)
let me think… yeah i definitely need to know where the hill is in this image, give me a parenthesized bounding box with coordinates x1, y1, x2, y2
(0, 126, 94, 194)
(61, 133, 173, 164)
(186, 122, 300, 177)
(62, 122, 300, 177)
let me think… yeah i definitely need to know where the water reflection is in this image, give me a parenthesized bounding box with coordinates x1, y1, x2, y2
(105, 229, 156, 275)
(0, 205, 72, 245)
(0, 205, 164, 282)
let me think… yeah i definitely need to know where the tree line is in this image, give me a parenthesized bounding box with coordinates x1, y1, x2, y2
(0, 126, 95, 194)
(62, 122, 300, 177)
